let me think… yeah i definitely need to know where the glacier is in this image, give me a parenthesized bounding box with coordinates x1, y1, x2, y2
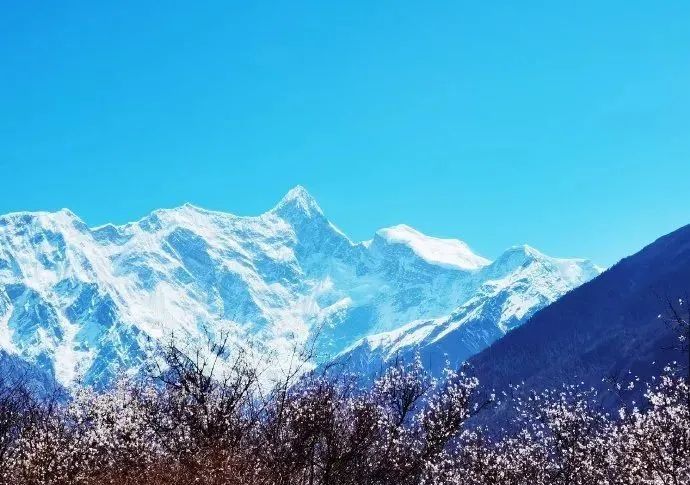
(0, 186, 601, 387)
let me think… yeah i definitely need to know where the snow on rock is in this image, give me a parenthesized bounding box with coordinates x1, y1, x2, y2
(334, 242, 602, 375)
(0, 186, 601, 388)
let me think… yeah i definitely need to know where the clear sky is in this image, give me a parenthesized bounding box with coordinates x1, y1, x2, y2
(1, 1, 689, 265)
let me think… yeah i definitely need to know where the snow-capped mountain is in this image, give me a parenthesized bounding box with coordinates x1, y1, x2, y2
(0, 186, 600, 387)
(335, 245, 602, 375)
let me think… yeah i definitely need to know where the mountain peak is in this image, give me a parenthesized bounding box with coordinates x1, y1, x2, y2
(1, 207, 77, 221)
(506, 244, 544, 258)
(0, 208, 85, 234)
(487, 244, 549, 276)
(488, 244, 602, 286)
(375, 224, 490, 271)
(271, 185, 324, 220)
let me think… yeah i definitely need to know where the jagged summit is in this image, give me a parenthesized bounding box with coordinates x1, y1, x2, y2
(271, 185, 324, 220)
(90, 186, 323, 234)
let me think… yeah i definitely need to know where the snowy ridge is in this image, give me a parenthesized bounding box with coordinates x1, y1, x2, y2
(0, 186, 600, 387)
(335, 243, 602, 374)
(376, 225, 489, 270)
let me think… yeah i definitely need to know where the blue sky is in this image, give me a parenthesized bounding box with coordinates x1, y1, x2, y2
(1, 1, 688, 265)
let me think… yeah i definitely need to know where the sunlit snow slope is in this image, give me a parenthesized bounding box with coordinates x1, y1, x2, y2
(0, 186, 600, 387)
